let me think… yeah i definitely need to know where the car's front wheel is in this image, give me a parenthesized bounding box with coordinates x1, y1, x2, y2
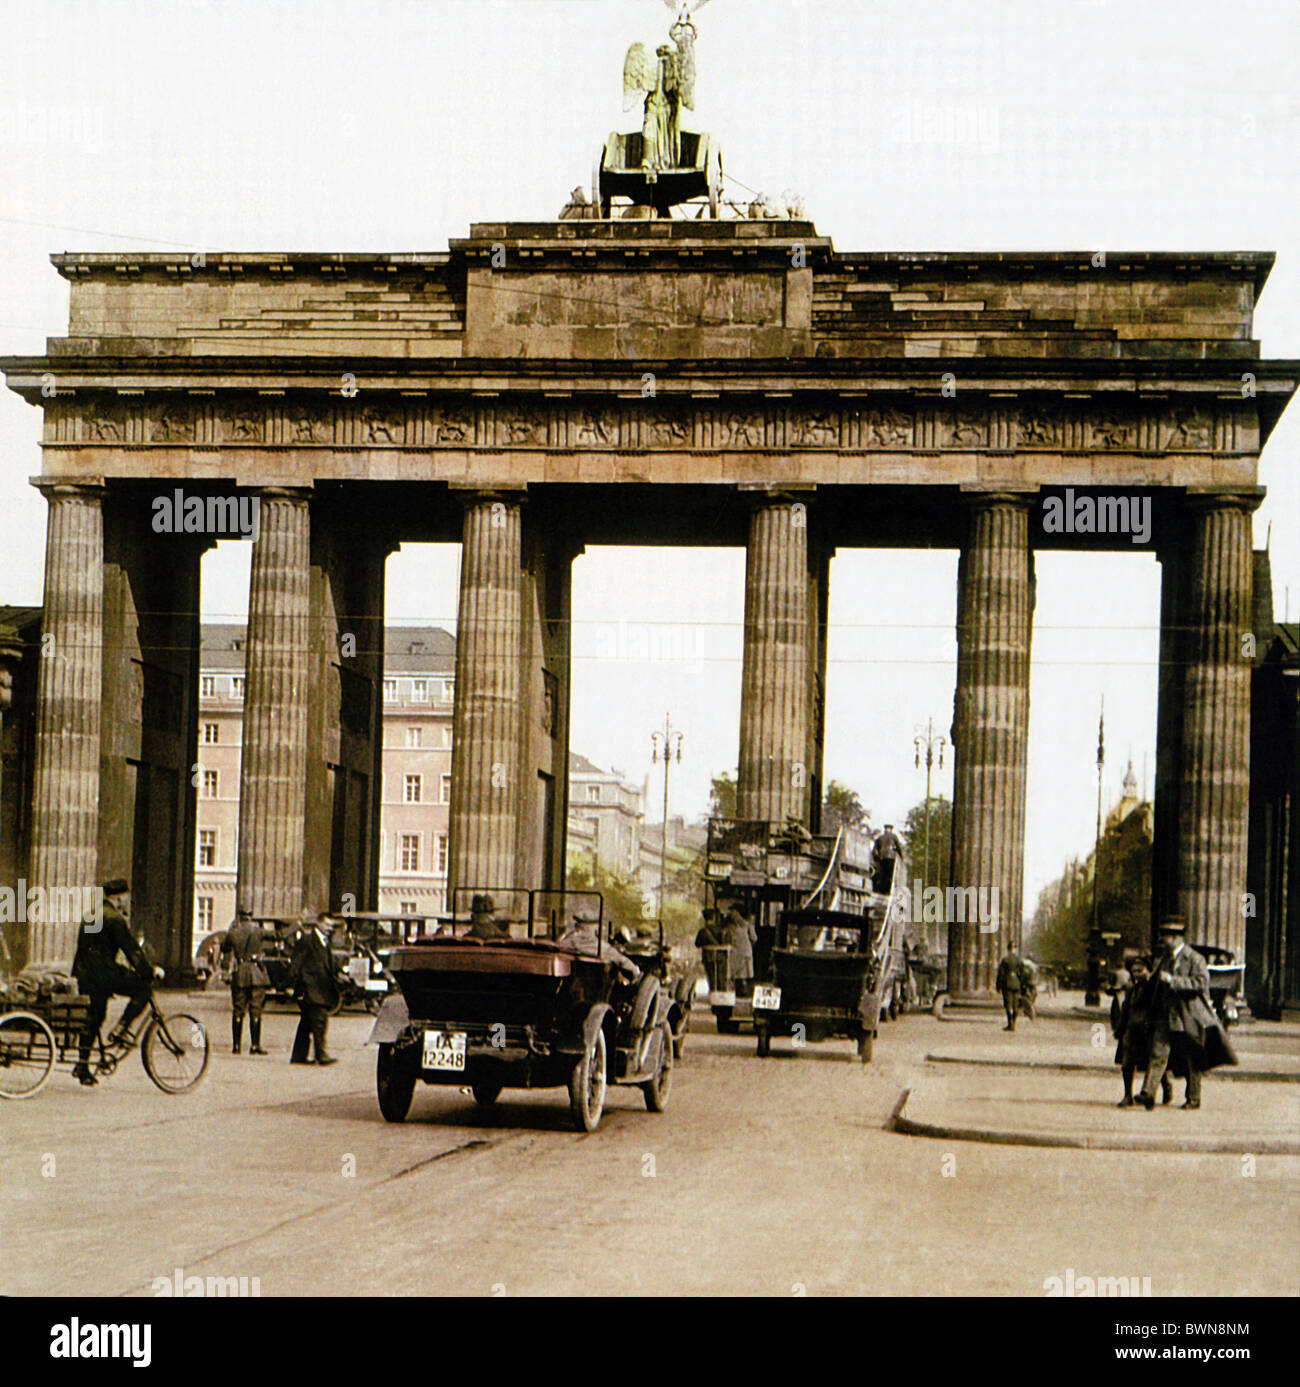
(568, 1026, 607, 1133)
(376, 1042, 416, 1122)
(642, 1023, 673, 1113)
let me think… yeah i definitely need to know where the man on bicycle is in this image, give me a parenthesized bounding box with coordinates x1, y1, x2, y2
(71, 877, 163, 1087)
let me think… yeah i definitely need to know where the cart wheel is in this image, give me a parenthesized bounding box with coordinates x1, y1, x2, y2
(857, 1031, 874, 1063)
(642, 1023, 673, 1113)
(568, 1026, 607, 1133)
(142, 1012, 210, 1094)
(931, 991, 949, 1020)
(0, 1011, 56, 1099)
(376, 1042, 416, 1123)
(471, 1079, 503, 1107)
(756, 1024, 771, 1058)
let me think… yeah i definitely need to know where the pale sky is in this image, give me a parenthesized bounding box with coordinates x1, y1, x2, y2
(1, 0, 1296, 911)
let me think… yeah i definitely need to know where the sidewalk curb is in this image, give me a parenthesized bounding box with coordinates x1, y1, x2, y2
(925, 1053, 1300, 1083)
(890, 1090, 1300, 1155)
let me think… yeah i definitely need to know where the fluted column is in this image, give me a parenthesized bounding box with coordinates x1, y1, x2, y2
(28, 484, 104, 962)
(947, 494, 1034, 996)
(1177, 497, 1254, 953)
(448, 494, 523, 898)
(738, 496, 811, 825)
(236, 489, 311, 918)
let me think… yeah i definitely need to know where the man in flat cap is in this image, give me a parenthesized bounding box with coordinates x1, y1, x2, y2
(1138, 915, 1237, 1110)
(71, 878, 164, 1086)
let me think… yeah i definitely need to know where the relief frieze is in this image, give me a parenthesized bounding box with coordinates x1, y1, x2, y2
(59, 396, 1241, 455)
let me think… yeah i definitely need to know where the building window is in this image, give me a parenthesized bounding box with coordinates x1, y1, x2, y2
(411, 679, 428, 702)
(196, 896, 214, 933)
(200, 676, 215, 698)
(404, 774, 422, 804)
(437, 835, 448, 874)
(384, 679, 398, 703)
(442, 679, 455, 702)
(400, 834, 420, 871)
(399, 901, 418, 915)
(587, 785, 601, 803)
(203, 722, 219, 745)
(202, 769, 219, 799)
(443, 725, 454, 748)
(197, 829, 216, 867)
(231, 676, 244, 699)
(440, 773, 452, 805)
(406, 726, 422, 748)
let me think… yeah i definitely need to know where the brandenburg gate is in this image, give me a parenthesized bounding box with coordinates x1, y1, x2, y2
(3, 222, 1296, 995)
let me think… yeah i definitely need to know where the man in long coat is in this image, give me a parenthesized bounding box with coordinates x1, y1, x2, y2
(1139, 916, 1237, 1110)
(288, 912, 340, 1066)
(725, 907, 758, 999)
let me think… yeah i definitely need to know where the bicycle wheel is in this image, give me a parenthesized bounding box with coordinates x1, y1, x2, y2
(0, 1011, 56, 1099)
(141, 1012, 210, 1094)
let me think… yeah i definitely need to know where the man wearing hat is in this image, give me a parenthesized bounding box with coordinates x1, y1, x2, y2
(467, 893, 509, 941)
(70, 878, 163, 1086)
(220, 907, 271, 1055)
(871, 825, 904, 894)
(1138, 915, 1237, 1110)
(287, 911, 340, 1065)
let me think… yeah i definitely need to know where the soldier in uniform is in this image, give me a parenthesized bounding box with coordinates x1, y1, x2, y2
(71, 878, 164, 1087)
(220, 907, 270, 1055)
(995, 948, 1024, 1031)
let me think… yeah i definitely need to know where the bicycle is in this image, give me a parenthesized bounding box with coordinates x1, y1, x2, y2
(0, 988, 210, 1100)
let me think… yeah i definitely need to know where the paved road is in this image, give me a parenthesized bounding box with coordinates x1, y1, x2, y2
(2, 994, 1295, 1297)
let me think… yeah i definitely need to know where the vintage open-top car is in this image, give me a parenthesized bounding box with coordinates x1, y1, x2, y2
(610, 920, 694, 1059)
(752, 904, 907, 1062)
(367, 889, 676, 1132)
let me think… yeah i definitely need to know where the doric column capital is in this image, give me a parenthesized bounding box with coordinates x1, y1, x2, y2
(33, 479, 106, 504)
(254, 485, 312, 503)
(959, 487, 1036, 511)
(1183, 488, 1264, 517)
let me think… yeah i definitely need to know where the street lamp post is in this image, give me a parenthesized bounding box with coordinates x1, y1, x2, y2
(651, 715, 683, 931)
(913, 717, 947, 954)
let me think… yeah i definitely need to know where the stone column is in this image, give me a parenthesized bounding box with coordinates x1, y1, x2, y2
(236, 489, 311, 919)
(738, 495, 812, 826)
(1151, 529, 1188, 939)
(947, 494, 1034, 996)
(1177, 496, 1254, 953)
(448, 494, 523, 899)
(28, 484, 104, 962)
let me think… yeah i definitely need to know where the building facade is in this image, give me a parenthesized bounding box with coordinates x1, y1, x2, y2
(193, 624, 456, 941)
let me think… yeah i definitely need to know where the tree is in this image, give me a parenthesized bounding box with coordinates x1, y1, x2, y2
(565, 861, 649, 935)
(902, 794, 951, 892)
(822, 780, 867, 834)
(1026, 805, 1153, 966)
(709, 771, 737, 819)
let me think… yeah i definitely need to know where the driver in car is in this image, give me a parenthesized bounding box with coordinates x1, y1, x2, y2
(466, 894, 510, 941)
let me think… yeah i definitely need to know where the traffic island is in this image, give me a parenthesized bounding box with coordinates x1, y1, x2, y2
(890, 1067, 1300, 1154)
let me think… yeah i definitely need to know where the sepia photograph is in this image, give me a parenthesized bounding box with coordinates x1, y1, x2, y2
(0, 0, 1296, 1352)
